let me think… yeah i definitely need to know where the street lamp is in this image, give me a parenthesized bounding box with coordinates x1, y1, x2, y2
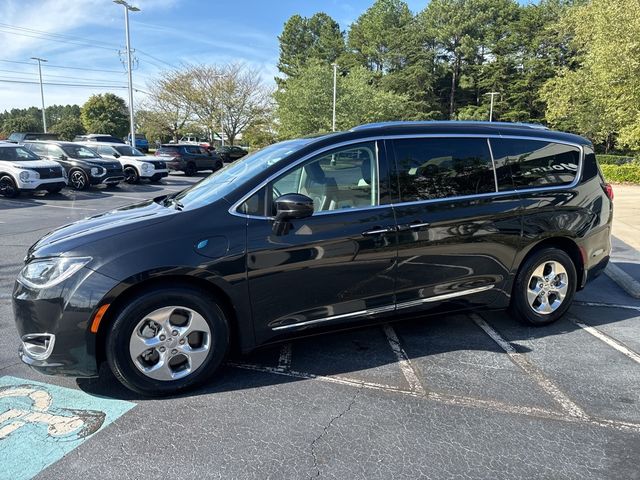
(113, 0, 140, 148)
(31, 57, 47, 132)
(331, 63, 338, 132)
(485, 92, 500, 122)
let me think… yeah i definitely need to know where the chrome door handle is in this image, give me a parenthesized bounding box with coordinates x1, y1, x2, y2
(397, 222, 430, 231)
(362, 226, 395, 236)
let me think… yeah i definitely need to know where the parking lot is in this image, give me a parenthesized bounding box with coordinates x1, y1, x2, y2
(1, 174, 639, 479)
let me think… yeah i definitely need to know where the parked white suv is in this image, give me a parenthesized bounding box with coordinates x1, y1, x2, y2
(0, 143, 67, 197)
(80, 143, 169, 184)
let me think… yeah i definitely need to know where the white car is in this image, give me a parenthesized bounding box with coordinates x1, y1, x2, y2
(0, 143, 67, 197)
(80, 143, 169, 184)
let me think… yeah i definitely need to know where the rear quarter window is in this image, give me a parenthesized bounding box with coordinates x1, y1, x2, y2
(491, 139, 580, 190)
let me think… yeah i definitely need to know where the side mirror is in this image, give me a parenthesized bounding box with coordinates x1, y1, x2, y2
(273, 193, 314, 235)
(113, 153, 121, 158)
(58, 154, 67, 161)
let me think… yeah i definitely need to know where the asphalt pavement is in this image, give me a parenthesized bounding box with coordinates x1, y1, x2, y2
(0, 174, 639, 480)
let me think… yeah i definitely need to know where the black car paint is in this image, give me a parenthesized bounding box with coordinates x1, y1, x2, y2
(12, 123, 612, 377)
(156, 145, 222, 173)
(23, 141, 124, 186)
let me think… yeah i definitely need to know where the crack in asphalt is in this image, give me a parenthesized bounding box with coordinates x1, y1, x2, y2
(310, 387, 362, 479)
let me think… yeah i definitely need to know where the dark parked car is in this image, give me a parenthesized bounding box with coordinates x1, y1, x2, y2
(73, 134, 126, 144)
(24, 141, 124, 190)
(217, 145, 248, 162)
(6, 132, 59, 143)
(13, 121, 612, 396)
(155, 144, 223, 176)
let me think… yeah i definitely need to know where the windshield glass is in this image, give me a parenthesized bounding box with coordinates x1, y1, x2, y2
(171, 138, 311, 210)
(115, 146, 145, 157)
(62, 145, 100, 159)
(0, 146, 41, 162)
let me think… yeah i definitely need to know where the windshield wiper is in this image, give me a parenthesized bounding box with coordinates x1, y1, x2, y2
(163, 196, 184, 210)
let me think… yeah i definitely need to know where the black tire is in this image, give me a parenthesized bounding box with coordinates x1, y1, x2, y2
(69, 169, 89, 190)
(105, 286, 230, 396)
(124, 166, 140, 184)
(184, 163, 197, 176)
(46, 186, 63, 194)
(510, 247, 577, 326)
(214, 161, 223, 171)
(0, 175, 19, 197)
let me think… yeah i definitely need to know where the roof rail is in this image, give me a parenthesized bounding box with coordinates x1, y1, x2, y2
(350, 120, 549, 131)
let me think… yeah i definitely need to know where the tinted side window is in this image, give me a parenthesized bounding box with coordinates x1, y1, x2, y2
(27, 143, 47, 155)
(392, 138, 494, 202)
(491, 139, 580, 190)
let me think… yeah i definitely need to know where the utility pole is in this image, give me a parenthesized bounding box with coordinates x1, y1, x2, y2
(31, 57, 47, 132)
(332, 63, 338, 132)
(114, 0, 140, 148)
(485, 92, 500, 122)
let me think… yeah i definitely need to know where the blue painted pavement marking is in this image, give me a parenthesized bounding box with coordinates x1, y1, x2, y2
(0, 376, 135, 480)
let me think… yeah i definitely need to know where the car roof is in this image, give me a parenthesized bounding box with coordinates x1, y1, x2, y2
(77, 141, 129, 147)
(25, 140, 96, 147)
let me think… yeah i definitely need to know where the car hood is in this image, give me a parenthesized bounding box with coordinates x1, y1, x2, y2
(74, 157, 121, 168)
(3, 160, 62, 169)
(117, 155, 149, 163)
(27, 198, 177, 260)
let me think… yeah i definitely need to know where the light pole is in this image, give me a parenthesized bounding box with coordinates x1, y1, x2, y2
(31, 57, 47, 132)
(331, 63, 338, 132)
(113, 0, 140, 148)
(485, 92, 500, 122)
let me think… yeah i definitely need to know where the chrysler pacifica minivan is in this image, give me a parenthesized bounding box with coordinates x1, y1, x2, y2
(13, 122, 613, 395)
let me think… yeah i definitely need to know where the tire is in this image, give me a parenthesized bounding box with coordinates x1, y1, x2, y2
(184, 162, 196, 176)
(69, 169, 89, 190)
(510, 247, 577, 326)
(124, 166, 140, 184)
(214, 161, 223, 171)
(0, 175, 19, 197)
(149, 175, 163, 184)
(46, 187, 63, 194)
(105, 286, 230, 396)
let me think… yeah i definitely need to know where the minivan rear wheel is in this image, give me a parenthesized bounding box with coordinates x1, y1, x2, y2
(105, 286, 230, 396)
(511, 248, 577, 326)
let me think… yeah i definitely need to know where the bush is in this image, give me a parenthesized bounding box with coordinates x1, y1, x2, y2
(596, 154, 637, 165)
(600, 164, 640, 184)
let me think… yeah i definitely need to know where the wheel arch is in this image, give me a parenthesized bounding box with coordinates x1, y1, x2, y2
(94, 273, 242, 368)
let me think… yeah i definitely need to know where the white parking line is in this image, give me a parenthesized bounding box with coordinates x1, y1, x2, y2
(574, 301, 640, 312)
(567, 315, 640, 365)
(40, 204, 97, 211)
(277, 343, 292, 371)
(470, 313, 588, 419)
(383, 325, 426, 395)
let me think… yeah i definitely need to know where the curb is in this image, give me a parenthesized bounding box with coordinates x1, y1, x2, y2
(605, 263, 640, 299)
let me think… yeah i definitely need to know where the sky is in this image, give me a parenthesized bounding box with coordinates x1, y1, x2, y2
(0, 0, 430, 111)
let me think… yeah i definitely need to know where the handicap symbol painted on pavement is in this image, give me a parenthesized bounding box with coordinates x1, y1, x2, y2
(0, 376, 135, 480)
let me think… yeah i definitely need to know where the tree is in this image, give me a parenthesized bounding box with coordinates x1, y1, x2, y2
(1, 115, 41, 136)
(80, 93, 129, 138)
(347, 0, 414, 73)
(277, 13, 345, 82)
(275, 61, 410, 138)
(146, 70, 194, 142)
(49, 116, 85, 141)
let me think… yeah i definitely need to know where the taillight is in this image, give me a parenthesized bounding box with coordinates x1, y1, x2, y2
(604, 183, 614, 200)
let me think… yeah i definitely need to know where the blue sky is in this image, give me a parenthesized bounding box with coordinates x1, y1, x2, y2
(0, 0, 528, 110)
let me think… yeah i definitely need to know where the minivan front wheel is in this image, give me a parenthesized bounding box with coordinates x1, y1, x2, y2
(106, 286, 229, 396)
(511, 248, 577, 326)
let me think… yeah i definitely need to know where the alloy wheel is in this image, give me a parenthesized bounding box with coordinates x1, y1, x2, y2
(70, 170, 87, 190)
(129, 306, 212, 381)
(526, 260, 569, 315)
(0, 176, 17, 197)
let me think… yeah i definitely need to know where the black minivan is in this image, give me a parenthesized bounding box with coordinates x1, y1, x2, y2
(13, 122, 612, 395)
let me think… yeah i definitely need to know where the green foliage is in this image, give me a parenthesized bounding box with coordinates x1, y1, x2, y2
(274, 61, 410, 138)
(596, 155, 638, 166)
(49, 116, 85, 141)
(81, 93, 129, 138)
(1, 115, 42, 135)
(600, 164, 640, 184)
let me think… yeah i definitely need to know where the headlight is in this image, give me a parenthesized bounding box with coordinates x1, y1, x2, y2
(141, 162, 152, 171)
(19, 171, 30, 181)
(90, 167, 106, 177)
(18, 257, 92, 289)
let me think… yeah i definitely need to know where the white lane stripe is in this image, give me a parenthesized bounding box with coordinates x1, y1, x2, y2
(470, 313, 588, 419)
(567, 315, 640, 365)
(383, 325, 426, 395)
(574, 301, 640, 312)
(40, 204, 97, 211)
(277, 343, 292, 371)
(229, 362, 640, 433)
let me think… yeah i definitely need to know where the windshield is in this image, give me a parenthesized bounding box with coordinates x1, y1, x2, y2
(0, 146, 41, 162)
(115, 146, 145, 157)
(62, 145, 100, 159)
(170, 138, 311, 210)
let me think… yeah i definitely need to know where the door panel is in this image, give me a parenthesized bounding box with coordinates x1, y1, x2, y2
(246, 140, 397, 344)
(389, 137, 522, 314)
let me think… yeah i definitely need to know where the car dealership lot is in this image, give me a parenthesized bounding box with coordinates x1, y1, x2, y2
(1, 174, 639, 479)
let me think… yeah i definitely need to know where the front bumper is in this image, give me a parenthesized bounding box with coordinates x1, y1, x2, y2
(18, 178, 67, 190)
(12, 266, 119, 377)
(141, 169, 169, 179)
